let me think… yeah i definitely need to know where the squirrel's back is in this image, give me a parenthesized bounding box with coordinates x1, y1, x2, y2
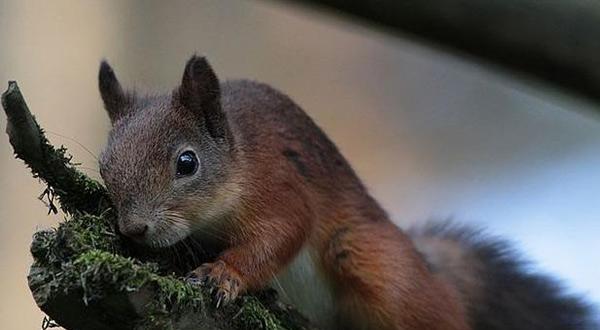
(222, 79, 366, 186)
(221, 79, 389, 230)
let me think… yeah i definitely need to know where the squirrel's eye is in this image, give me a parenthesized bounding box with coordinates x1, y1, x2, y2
(176, 151, 198, 177)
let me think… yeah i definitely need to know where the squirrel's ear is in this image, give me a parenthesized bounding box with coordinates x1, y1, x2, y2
(177, 55, 227, 139)
(98, 60, 132, 124)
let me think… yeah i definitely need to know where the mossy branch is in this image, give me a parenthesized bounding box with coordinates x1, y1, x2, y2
(2, 81, 108, 215)
(2, 81, 315, 330)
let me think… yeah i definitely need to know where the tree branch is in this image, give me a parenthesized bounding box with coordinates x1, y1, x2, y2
(2, 81, 315, 330)
(2, 81, 109, 215)
(288, 0, 600, 104)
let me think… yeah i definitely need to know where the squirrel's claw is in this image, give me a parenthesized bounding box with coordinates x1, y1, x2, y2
(215, 291, 224, 308)
(187, 260, 244, 308)
(184, 272, 204, 286)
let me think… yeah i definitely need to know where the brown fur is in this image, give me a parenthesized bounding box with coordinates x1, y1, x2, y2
(99, 56, 470, 329)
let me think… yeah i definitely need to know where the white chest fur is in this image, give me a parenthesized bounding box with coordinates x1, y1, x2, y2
(272, 246, 336, 329)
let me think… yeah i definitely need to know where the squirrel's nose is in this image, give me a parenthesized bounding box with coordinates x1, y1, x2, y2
(119, 222, 148, 239)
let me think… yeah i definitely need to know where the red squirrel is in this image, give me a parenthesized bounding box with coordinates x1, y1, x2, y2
(98, 56, 596, 330)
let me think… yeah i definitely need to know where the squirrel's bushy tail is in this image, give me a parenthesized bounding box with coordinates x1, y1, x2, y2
(410, 222, 598, 330)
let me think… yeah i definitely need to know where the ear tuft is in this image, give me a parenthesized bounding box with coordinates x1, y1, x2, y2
(178, 55, 227, 139)
(180, 55, 219, 110)
(99, 60, 131, 124)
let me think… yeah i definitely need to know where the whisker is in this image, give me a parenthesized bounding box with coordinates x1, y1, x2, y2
(182, 238, 202, 269)
(164, 211, 230, 243)
(270, 270, 290, 302)
(46, 130, 99, 160)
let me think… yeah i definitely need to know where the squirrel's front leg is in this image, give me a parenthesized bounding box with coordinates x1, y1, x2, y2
(188, 215, 309, 307)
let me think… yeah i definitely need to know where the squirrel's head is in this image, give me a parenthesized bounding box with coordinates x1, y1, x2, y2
(98, 56, 239, 248)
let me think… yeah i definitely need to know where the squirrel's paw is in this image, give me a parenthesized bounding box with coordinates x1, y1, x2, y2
(187, 260, 244, 308)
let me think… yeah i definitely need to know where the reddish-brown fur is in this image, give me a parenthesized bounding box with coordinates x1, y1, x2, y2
(99, 57, 470, 329)
(197, 79, 469, 329)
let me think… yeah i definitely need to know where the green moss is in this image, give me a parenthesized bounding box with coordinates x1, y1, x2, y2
(30, 229, 58, 262)
(37, 141, 109, 215)
(30, 213, 121, 268)
(71, 250, 157, 303)
(27, 122, 110, 216)
(70, 250, 212, 330)
(235, 297, 285, 330)
(30, 241, 297, 330)
(60, 213, 120, 253)
(140, 268, 210, 329)
(154, 274, 207, 310)
(40, 247, 209, 313)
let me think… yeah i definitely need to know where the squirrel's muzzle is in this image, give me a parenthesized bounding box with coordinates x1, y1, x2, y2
(118, 220, 149, 240)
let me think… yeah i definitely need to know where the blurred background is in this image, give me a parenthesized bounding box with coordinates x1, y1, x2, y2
(1, 1, 599, 328)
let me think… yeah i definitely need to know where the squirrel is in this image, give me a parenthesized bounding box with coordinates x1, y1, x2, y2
(97, 55, 597, 330)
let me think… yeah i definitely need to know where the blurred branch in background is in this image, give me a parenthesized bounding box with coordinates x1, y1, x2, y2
(287, 0, 600, 105)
